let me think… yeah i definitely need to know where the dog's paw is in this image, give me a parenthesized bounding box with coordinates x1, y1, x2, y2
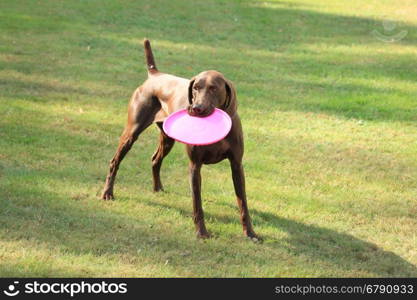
(101, 190, 114, 200)
(196, 230, 211, 239)
(153, 185, 164, 192)
(245, 231, 262, 243)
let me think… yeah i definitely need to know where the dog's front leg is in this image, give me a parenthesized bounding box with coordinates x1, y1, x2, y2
(229, 158, 259, 240)
(189, 162, 210, 238)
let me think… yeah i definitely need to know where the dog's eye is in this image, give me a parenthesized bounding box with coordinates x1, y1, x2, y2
(209, 86, 217, 92)
(193, 85, 200, 90)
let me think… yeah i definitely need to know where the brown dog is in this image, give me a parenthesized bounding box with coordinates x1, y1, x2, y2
(101, 39, 258, 240)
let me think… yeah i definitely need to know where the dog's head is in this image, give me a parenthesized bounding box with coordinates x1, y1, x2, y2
(188, 70, 237, 117)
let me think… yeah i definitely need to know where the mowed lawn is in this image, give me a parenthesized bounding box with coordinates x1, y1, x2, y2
(1, 0, 416, 277)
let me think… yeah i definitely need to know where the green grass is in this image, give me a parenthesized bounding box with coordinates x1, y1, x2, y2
(1, 0, 416, 277)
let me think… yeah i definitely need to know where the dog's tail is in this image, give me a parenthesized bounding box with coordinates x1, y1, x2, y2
(143, 39, 158, 75)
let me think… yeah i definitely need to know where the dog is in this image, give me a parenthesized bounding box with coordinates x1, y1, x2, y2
(101, 39, 258, 240)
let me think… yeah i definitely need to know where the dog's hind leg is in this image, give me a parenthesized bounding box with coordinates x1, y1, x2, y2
(151, 123, 175, 192)
(101, 89, 160, 200)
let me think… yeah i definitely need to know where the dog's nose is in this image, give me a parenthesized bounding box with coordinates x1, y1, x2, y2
(192, 104, 203, 114)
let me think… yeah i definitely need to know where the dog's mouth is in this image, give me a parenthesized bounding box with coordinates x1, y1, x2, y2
(187, 106, 215, 118)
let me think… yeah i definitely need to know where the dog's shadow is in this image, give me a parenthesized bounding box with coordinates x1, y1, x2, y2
(252, 208, 417, 276)
(143, 197, 417, 277)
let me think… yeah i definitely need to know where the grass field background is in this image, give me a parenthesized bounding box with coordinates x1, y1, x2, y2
(0, 0, 416, 277)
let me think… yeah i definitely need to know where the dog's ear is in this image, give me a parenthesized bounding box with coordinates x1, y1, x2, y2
(188, 77, 196, 105)
(223, 79, 237, 114)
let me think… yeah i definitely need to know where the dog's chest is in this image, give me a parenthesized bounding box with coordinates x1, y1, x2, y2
(188, 139, 230, 164)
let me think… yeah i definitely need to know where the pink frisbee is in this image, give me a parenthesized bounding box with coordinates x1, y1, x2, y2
(163, 108, 232, 145)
